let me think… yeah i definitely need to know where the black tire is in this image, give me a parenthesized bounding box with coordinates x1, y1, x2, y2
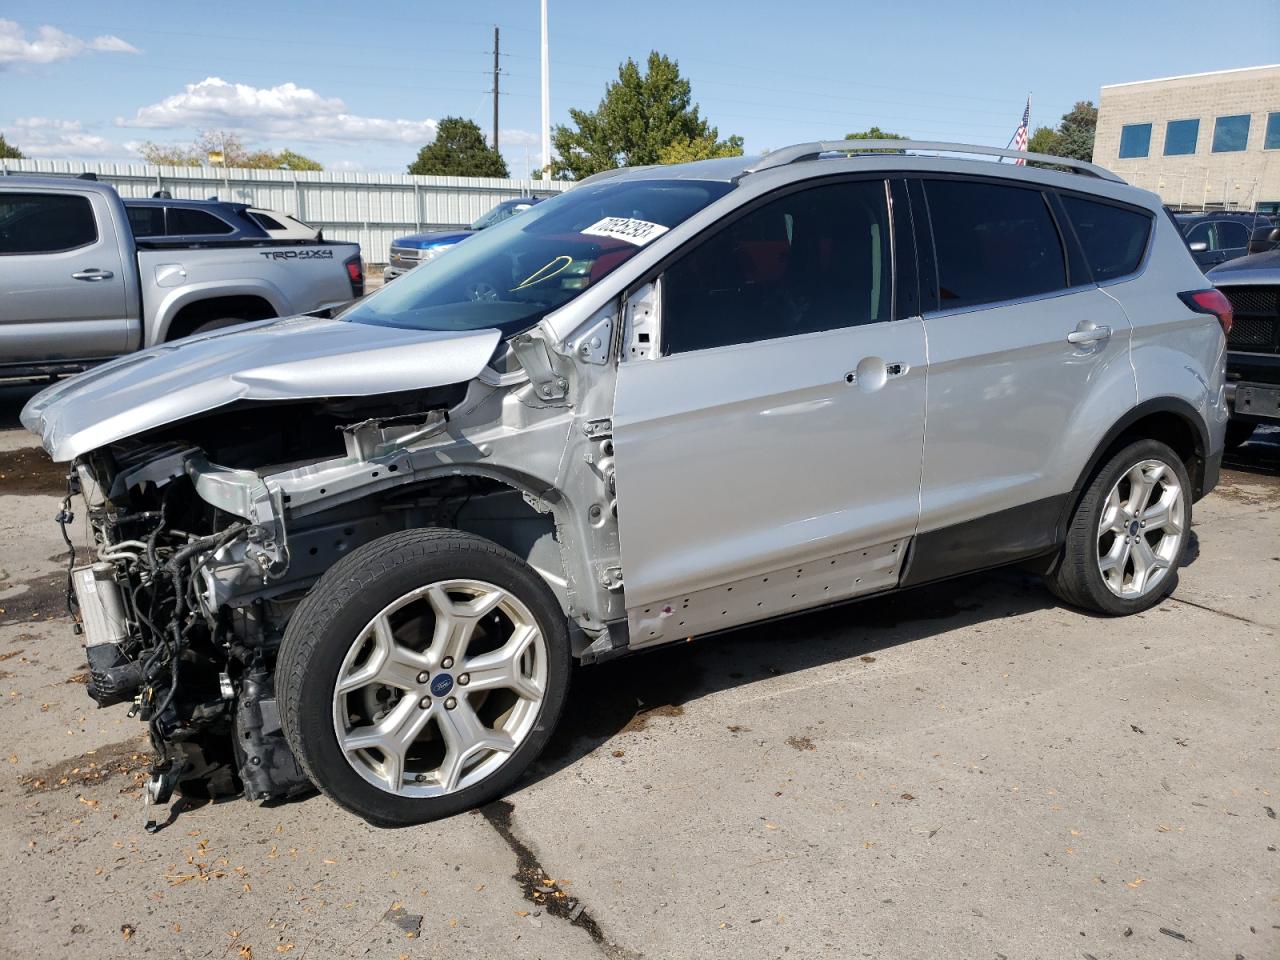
(1224, 420, 1256, 451)
(1045, 439, 1192, 616)
(186, 316, 249, 337)
(277, 529, 571, 827)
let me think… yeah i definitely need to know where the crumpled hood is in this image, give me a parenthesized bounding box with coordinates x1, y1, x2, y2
(22, 315, 502, 461)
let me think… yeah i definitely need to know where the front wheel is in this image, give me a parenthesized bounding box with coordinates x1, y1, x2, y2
(277, 529, 571, 826)
(1046, 439, 1191, 616)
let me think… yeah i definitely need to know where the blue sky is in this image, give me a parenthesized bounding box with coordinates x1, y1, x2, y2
(2, 1, 1278, 179)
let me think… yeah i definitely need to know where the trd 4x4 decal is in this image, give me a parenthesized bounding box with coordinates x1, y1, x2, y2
(259, 249, 335, 260)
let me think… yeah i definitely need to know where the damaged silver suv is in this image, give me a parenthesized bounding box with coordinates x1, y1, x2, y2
(23, 141, 1230, 827)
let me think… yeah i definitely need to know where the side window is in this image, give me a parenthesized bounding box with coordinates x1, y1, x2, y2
(1185, 221, 1213, 248)
(249, 212, 286, 231)
(661, 179, 891, 356)
(0, 192, 97, 254)
(127, 205, 165, 237)
(1060, 194, 1152, 282)
(923, 179, 1066, 309)
(168, 207, 235, 236)
(1215, 221, 1249, 250)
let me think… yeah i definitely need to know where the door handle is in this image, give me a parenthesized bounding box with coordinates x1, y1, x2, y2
(71, 269, 114, 281)
(1066, 325, 1111, 345)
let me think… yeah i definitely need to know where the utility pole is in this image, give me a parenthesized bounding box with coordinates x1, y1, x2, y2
(492, 26, 500, 153)
(540, 0, 550, 182)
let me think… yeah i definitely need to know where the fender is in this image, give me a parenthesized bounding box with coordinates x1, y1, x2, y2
(1057, 395, 1211, 538)
(148, 279, 289, 345)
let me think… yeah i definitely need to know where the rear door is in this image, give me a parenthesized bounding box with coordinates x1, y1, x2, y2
(1213, 219, 1251, 265)
(612, 177, 927, 642)
(906, 176, 1136, 582)
(0, 188, 131, 364)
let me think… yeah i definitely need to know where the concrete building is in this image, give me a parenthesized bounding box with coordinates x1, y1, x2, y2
(1092, 64, 1280, 213)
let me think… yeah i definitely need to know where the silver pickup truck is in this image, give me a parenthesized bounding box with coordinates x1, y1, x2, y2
(0, 176, 363, 379)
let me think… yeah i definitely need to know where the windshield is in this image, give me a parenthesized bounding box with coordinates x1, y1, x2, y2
(470, 201, 530, 230)
(342, 178, 733, 336)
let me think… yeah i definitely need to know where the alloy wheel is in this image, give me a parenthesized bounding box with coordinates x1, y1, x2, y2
(331, 579, 547, 798)
(1096, 458, 1186, 599)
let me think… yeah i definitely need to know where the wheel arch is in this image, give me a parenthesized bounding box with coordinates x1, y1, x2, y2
(1058, 397, 1210, 538)
(354, 464, 580, 621)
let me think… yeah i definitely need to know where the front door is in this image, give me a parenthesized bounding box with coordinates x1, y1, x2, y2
(0, 189, 130, 364)
(611, 177, 926, 645)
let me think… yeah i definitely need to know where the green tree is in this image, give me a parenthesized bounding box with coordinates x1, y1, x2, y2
(551, 51, 739, 180)
(657, 133, 744, 165)
(844, 126, 909, 141)
(408, 117, 509, 177)
(136, 140, 202, 166)
(137, 132, 323, 169)
(0, 132, 25, 159)
(843, 126, 910, 154)
(243, 148, 323, 171)
(1054, 101, 1098, 161)
(1026, 125, 1059, 156)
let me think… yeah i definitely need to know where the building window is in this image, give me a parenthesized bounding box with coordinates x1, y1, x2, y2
(1265, 112, 1280, 150)
(1163, 118, 1199, 156)
(1212, 114, 1251, 153)
(1118, 123, 1152, 159)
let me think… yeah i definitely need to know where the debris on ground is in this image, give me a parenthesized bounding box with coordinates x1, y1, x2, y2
(382, 905, 423, 939)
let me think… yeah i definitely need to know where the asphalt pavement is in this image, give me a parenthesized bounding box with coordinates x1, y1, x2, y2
(0, 379, 1276, 960)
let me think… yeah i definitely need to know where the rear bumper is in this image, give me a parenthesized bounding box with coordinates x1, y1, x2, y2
(1226, 352, 1280, 423)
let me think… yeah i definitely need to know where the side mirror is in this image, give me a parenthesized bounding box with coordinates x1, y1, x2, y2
(1247, 226, 1280, 255)
(1188, 241, 1208, 253)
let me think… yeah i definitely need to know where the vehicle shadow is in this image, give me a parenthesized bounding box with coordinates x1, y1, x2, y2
(0, 381, 46, 431)
(525, 567, 1059, 787)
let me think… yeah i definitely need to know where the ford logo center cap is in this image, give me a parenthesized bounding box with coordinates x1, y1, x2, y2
(430, 674, 454, 697)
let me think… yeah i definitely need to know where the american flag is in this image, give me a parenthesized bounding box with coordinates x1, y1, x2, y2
(1012, 96, 1030, 164)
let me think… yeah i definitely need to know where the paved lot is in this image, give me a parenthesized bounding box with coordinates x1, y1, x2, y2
(0, 380, 1276, 960)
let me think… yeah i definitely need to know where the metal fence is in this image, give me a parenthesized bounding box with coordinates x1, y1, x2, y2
(0, 159, 568, 266)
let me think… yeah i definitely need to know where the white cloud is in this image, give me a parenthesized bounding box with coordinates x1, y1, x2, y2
(499, 129, 541, 148)
(0, 20, 138, 67)
(118, 77, 438, 144)
(9, 117, 123, 158)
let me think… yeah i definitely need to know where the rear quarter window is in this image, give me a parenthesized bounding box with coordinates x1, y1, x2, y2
(168, 207, 235, 236)
(1060, 195, 1152, 281)
(249, 212, 287, 231)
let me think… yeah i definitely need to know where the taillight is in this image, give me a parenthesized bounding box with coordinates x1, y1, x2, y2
(1179, 288, 1233, 337)
(344, 255, 364, 297)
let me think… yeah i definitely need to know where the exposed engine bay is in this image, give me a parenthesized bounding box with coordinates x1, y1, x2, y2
(50, 318, 628, 827)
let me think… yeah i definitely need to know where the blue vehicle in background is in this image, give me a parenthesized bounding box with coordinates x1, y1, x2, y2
(384, 196, 542, 281)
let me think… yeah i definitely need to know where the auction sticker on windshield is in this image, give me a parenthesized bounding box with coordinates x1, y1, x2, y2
(581, 217, 670, 246)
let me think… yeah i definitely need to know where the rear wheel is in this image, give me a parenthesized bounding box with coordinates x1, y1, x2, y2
(1224, 420, 1256, 451)
(1046, 439, 1191, 615)
(186, 316, 250, 337)
(277, 529, 571, 826)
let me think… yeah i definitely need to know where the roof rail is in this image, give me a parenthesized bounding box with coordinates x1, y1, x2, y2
(742, 140, 1125, 183)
